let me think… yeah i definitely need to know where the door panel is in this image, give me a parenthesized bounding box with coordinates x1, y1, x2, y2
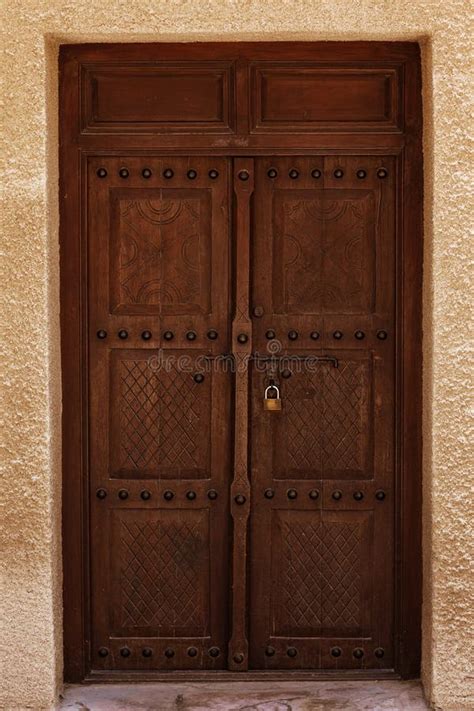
(88, 156, 231, 670)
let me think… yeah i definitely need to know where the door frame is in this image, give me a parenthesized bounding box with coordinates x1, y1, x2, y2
(59, 41, 423, 682)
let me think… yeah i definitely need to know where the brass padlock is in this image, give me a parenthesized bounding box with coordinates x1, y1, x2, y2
(264, 384, 282, 411)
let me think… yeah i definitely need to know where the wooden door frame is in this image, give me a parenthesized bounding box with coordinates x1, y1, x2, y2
(59, 41, 423, 682)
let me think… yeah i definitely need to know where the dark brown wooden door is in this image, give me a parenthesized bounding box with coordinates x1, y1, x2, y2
(60, 42, 422, 681)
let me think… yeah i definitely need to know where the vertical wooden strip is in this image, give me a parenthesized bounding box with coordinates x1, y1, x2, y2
(228, 158, 254, 670)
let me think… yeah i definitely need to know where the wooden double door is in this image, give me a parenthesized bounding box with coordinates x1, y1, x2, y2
(60, 43, 423, 680)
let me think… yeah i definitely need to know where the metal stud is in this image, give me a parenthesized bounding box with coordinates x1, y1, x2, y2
(163, 330, 174, 341)
(332, 490, 342, 501)
(287, 488, 298, 500)
(265, 330, 276, 340)
(96, 168, 107, 178)
(96, 488, 107, 499)
(187, 169, 197, 180)
(265, 645, 276, 656)
(187, 647, 198, 657)
(98, 647, 109, 657)
(253, 306, 264, 318)
(186, 330, 197, 341)
(96, 329, 107, 339)
(310, 331, 320, 340)
(142, 647, 153, 657)
(163, 490, 174, 501)
(377, 330, 388, 340)
(207, 489, 218, 500)
(353, 491, 364, 501)
(289, 169, 299, 179)
(264, 488, 275, 499)
(281, 369, 292, 379)
(120, 647, 131, 657)
(311, 168, 322, 179)
(140, 489, 151, 501)
(164, 648, 175, 658)
(237, 333, 248, 344)
(207, 329, 218, 340)
(142, 168, 152, 179)
(309, 489, 319, 500)
(141, 330, 152, 340)
(333, 330, 343, 340)
(163, 168, 174, 179)
(118, 489, 129, 500)
(287, 647, 298, 658)
(288, 330, 298, 340)
(334, 169, 344, 179)
(238, 170, 250, 181)
(235, 494, 246, 505)
(209, 646, 220, 657)
(331, 647, 342, 658)
(353, 648, 364, 659)
(375, 490, 386, 501)
(356, 169, 367, 179)
(186, 490, 197, 501)
(208, 169, 219, 179)
(119, 168, 129, 179)
(374, 647, 385, 658)
(233, 653, 244, 664)
(118, 329, 128, 339)
(377, 168, 388, 179)
(267, 168, 278, 178)
(354, 330, 365, 340)
(193, 373, 205, 384)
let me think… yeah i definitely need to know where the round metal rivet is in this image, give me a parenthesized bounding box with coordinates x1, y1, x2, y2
(287, 647, 297, 658)
(186, 490, 197, 501)
(142, 647, 153, 657)
(193, 373, 205, 384)
(235, 494, 246, 505)
(119, 168, 129, 179)
(331, 646, 342, 658)
(207, 329, 218, 340)
(267, 168, 278, 178)
(287, 489, 298, 500)
(377, 330, 388, 340)
(140, 490, 151, 501)
(354, 330, 365, 340)
(356, 169, 367, 179)
(374, 647, 385, 658)
(353, 491, 364, 501)
(310, 331, 320, 340)
(353, 648, 364, 659)
(141, 330, 152, 340)
(96, 168, 107, 178)
(142, 168, 152, 179)
(96, 488, 107, 500)
(120, 647, 131, 657)
(98, 647, 109, 657)
(163, 168, 174, 179)
(311, 168, 322, 179)
(209, 646, 220, 658)
(96, 329, 107, 339)
(375, 490, 386, 501)
(377, 168, 388, 179)
(187, 169, 197, 180)
(253, 306, 264, 318)
(289, 169, 299, 179)
(118, 489, 129, 500)
(288, 330, 298, 340)
(208, 169, 219, 179)
(265, 645, 276, 657)
(264, 488, 274, 499)
(309, 489, 319, 500)
(164, 648, 175, 658)
(334, 169, 344, 179)
(233, 653, 244, 664)
(333, 330, 343, 340)
(237, 333, 248, 344)
(238, 170, 250, 181)
(186, 330, 197, 341)
(163, 330, 174, 341)
(265, 330, 276, 340)
(207, 489, 218, 500)
(118, 329, 128, 339)
(163, 490, 174, 501)
(281, 369, 292, 379)
(332, 490, 342, 501)
(187, 647, 198, 657)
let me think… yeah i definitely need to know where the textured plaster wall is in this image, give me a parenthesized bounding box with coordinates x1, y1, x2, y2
(1, 1, 473, 709)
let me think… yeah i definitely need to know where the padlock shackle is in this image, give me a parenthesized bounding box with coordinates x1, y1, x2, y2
(264, 384, 280, 399)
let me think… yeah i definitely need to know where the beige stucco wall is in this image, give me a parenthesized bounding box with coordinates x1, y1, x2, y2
(1, 1, 473, 709)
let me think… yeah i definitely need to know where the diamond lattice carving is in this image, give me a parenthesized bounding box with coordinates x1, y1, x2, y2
(120, 514, 207, 632)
